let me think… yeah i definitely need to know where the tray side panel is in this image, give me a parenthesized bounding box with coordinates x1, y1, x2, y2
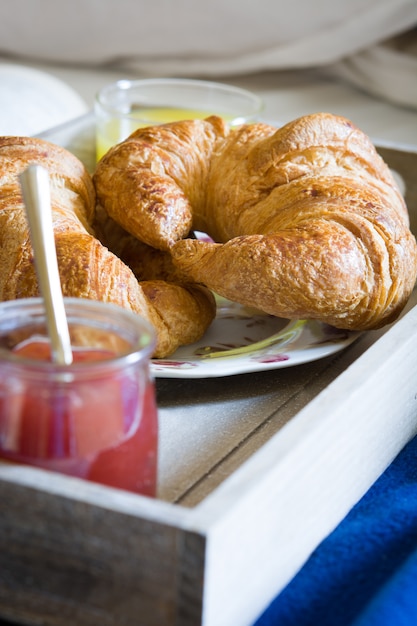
(0, 480, 205, 626)
(200, 304, 417, 626)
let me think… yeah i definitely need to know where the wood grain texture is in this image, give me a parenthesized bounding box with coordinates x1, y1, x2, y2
(0, 472, 204, 626)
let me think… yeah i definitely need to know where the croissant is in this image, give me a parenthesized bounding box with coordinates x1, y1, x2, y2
(93, 203, 192, 285)
(0, 136, 216, 358)
(94, 113, 417, 331)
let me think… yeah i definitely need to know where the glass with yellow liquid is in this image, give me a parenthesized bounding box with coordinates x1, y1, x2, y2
(94, 78, 264, 160)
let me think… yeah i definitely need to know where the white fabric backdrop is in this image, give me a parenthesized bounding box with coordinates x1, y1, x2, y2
(0, 0, 416, 107)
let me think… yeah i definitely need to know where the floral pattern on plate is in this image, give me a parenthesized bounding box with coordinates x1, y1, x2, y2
(151, 296, 360, 378)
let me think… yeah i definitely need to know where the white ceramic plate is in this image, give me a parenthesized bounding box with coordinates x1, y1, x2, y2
(0, 63, 88, 136)
(151, 296, 360, 378)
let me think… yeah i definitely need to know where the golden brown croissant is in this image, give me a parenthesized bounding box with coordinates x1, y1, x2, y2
(93, 203, 192, 285)
(94, 113, 417, 331)
(93, 116, 229, 250)
(0, 136, 215, 357)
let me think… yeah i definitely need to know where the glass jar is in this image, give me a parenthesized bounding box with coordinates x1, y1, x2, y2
(0, 297, 158, 497)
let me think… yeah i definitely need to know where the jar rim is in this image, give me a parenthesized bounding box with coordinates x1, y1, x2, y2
(0, 297, 156, 375)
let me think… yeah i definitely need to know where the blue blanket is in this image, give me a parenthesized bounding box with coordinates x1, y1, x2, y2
(254, 433, 417, 626)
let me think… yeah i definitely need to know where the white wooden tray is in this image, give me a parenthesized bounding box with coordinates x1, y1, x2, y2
(0, 115, 416, 626)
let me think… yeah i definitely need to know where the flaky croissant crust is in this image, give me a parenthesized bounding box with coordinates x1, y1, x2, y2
(94, 113, 417, 331)
(0, 136, 216, 357)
